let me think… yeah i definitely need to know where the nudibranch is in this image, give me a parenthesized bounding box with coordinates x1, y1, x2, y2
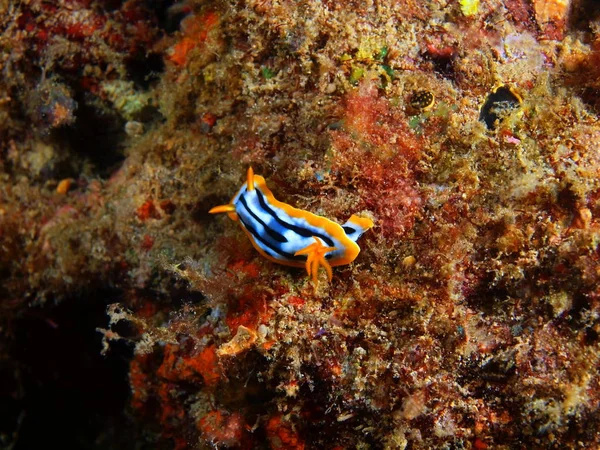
(209, 168, 374, 284)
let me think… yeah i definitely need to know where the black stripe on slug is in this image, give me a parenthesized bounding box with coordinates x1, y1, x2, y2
(239, 195, 288, 243)
(343, 226, 356, 235)
(238, 215, 305, 261)
(254, 188, 336, 247)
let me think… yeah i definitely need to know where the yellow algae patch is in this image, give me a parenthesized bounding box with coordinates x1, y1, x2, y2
(459, 0, 480, 16)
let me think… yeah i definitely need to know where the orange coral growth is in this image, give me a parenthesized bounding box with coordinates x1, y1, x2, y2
(261, 340, 276, 351)
(135, 300, 159, 319)
(228, 259, 261, 279)
(200, 112, 217, 132)
(266, 414, 305, 450)
(474, 438, 488, 449)
(169, 38, 196, 67)
(168, 12, 220, 66)
(65, 20, 104, 39)
(136, 199, 160, 221)
(286, 296, 305, 308)
(197, 410, 245, 447)
(193, 345, 220, 386)
(533, 0, 570, 40)
(129, 354, 150, 410)
(225, 286, 270, 331)
(157, 344, 220, 386)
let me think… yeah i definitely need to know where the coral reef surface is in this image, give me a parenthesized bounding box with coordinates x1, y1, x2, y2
(1, 0, 600, 449)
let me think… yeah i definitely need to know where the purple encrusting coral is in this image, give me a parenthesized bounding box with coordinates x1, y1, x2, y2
(1, 0, 600, 449)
